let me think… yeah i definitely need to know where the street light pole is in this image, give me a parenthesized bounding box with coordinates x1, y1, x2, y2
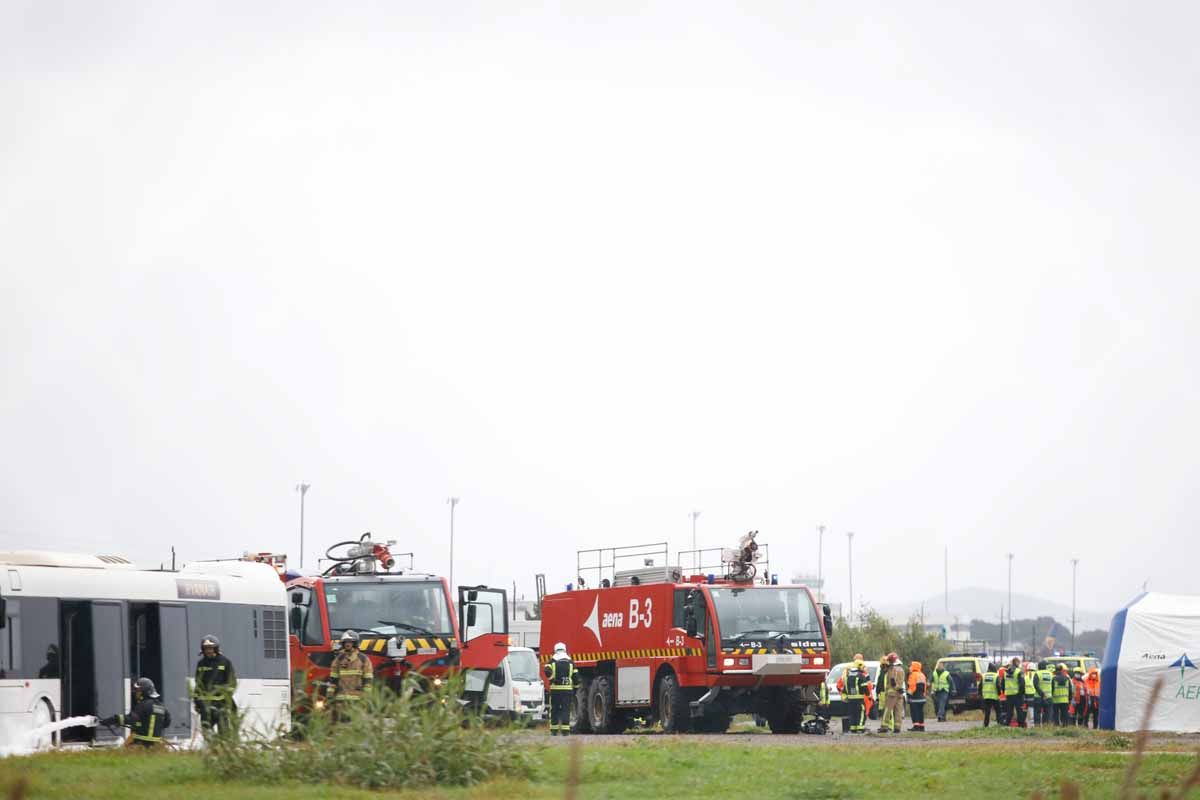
(295, 483, 310, 569)
(817, 525, 825, 603)
(1071, 558, 1079, 650)
(690, 510, 701, 557)
(1006, 553, 1014, 646)
(847, 531, 855, 621)
(448, 497, 460, 589)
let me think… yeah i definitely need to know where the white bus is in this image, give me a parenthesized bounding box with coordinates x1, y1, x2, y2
(0, 551, 290, 749)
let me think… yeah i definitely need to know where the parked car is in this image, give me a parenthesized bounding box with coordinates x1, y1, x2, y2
(933, 653, 990, 712)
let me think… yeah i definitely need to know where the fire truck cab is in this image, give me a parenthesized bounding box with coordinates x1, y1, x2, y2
(539, 537, 833, 734)
(277, 534, 510, 712)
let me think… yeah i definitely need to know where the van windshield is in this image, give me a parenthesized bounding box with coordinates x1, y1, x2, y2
(508, 650, 541, 682)
(324, 581, 453, 637)
(708, 587, 821, 640)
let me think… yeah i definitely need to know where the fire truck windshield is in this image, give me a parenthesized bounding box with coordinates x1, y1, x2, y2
(708, 587, 821, 641)
(324, 581, 453, 637)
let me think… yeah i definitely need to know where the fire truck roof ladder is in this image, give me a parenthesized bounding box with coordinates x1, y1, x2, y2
(575, 542, 681, 589)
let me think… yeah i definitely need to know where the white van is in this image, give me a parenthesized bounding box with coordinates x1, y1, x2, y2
(484, 647, 545, 721)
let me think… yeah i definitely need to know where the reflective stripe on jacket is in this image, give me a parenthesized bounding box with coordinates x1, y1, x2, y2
(981, 671, 999, 700)
(931, 670, 952, 694)
(545, 657, 576, 690)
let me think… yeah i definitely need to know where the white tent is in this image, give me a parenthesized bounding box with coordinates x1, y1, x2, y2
(1101, 592, 1200, 732)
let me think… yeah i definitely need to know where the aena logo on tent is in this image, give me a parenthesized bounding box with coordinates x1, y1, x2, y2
(1169, 653, 1200, 702)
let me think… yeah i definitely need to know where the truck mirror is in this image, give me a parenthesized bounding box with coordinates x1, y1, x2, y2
(290, 606, 303, 633)
(291, 592, 304, 605)
(822, 604, 834, 638)
(467, 604, 477, 627)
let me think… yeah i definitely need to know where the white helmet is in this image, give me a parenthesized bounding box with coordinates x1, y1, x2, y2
(554, 642, 567, 654)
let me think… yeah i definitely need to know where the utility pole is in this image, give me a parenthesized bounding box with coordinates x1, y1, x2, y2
(944, 545, 949, 615)
(847, 531, 855, 621)
(1071, 558, 1079, 650)
(295, 483, 311, 569)
(690, 510, 701, 560)
(447, 497, 460, 589)
(1006, 553, 1014, 646)
(817, 525, 826, 603)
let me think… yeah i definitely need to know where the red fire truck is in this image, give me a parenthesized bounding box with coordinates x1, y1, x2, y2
(538, 535, 833, 733)
(271, 534, 511, 712)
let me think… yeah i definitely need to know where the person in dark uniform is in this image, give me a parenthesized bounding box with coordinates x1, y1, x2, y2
(101, 677, 171, 747)
(843, 659, 869, 733)
(543, 641, 579, 736)
(38, 645, 60, 679)
(194, 634, 237, 736)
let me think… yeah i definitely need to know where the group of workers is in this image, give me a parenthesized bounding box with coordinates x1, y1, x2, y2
(99, 633, 238, 747)
(833, 653, 1103, 735)
(834, 652, 930, 733)
(981, 657, 1101, 728)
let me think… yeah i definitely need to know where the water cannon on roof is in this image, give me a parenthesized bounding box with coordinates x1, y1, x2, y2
(724, 530, 760, 583)
(322, 532, 402, 576)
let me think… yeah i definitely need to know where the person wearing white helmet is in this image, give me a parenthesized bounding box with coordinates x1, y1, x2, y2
(543, 641, 579, 736)
(328, 630, 373, 721)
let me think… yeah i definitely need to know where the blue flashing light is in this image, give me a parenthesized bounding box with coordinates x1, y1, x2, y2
(706, 574, 715, 584)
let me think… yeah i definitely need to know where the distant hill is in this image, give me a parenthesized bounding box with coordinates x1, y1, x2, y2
(875, 587, 1113, 634)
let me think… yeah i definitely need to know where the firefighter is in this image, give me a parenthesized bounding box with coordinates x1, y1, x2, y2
(1002, 657, 1025, 728)
(907, 660, 927, 732)
(981, 663, 1001, 727)
(816, 676, 831, 722)
(930, 662, 952, 722)
(1023, 662, 1039, 727)
(543, 641, 578, 736)
(1051, 664, 1074, 726)
(194, 634, 237, 736)
(328, 630, 373, 720)
(1085, 667, 1101, 728)
(1071, 667, 1088, 726)
(844, 659, 869, 733)
(880, 653, 905, 734)
(100, 677, 171, 747)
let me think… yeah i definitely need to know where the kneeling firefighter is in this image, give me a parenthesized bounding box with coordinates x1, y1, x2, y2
(101, 677, 171, 747)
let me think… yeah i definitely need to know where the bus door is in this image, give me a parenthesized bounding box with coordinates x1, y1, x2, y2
(457, 586, 509, 709)
(62, 601, 128, 742)
(156, 605, 191, 738)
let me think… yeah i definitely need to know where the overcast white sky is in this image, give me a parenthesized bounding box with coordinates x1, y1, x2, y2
(2, 1, 1196, 619)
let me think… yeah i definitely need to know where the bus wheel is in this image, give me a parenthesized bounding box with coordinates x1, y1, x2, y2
(657, 673, 692, 734)
(30, 699, 55, 750)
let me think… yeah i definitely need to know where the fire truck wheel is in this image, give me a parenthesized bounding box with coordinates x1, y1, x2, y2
(587, 674, 619, 733)
(765, 690, 804, 734)
(657, 672, 692, 734)
(570, 681, 592, 734)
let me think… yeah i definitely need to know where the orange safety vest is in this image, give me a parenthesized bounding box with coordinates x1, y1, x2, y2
(1085, 672, 1100, 700)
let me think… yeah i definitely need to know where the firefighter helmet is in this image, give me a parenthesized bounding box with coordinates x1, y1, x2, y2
(340, 630, 360, 646)
(134, 677, 159, 698)
(201, 634, 220, 652)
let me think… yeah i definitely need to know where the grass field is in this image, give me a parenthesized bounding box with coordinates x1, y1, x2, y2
(1, 735, 1197, 800)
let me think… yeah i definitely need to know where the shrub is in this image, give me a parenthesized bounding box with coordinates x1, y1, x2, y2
(203, 674, 537, 790)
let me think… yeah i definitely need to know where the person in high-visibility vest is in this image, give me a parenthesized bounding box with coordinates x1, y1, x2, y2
(981, 664, 1001, 727)
(543, 641, 580, 736)
(1022, 663, 1039, 727)
(930, 663, 953, 723)
(1071, 667, 1088, 726)
(880, 654, 906, 733)
(1085, 668, 1101, 728)
(816, 677, 831, 721)
(100, 677, 171, 747)
(1002, 657, 1026, 728)
(1051, 664, 1074, 726)
(1037, 661, 1054, 727)
(844, 660, 869, 733)
(906, 661, 927, 732)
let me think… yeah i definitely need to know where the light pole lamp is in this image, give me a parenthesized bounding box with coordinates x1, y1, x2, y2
(1006, 552, 1015, 646)
(447, 497, 460, 589)
(1071, 558, 1079, 650)
(847, 531, 855, 621)
(295, 483, 311, 569)
(817, 525, 825, 603)
(690, 510, 701, 560)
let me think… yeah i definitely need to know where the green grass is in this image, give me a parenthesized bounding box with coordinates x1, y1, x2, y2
(1, 741, 1196, 799)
